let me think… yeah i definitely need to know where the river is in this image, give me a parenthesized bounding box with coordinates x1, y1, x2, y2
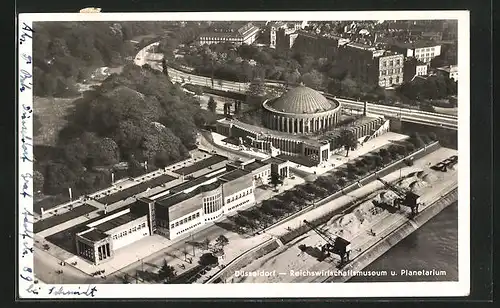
(349, 201, 458, 282)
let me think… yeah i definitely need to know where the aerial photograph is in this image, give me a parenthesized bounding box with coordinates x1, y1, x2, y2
(30, 19, 459, 285)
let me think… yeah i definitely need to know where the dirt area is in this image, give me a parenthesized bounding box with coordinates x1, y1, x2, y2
(231, 147, 458, 283)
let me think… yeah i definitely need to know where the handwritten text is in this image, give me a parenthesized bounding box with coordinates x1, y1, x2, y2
(19, 23, 34, 45)
(48, 285, 98, 297)
(20, 105, 32, 163)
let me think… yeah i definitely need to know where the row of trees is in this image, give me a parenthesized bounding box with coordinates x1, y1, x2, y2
(230, 132, 436, 232)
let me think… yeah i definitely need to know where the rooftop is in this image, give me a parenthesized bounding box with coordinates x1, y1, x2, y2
(219, 169, 251, 182)
(242, 160, 268, 172)
(169, 173, 221, 195)
(263, 156, 287, 165)
(388, 39, 441, 49)
(267, 86, 337, 115)
(173, 155, 227, 176)
(157, 179, 223, 209)
(97, 173, 176, 205)
(94, 212, 144, 232)
(80, 228, 109, 242)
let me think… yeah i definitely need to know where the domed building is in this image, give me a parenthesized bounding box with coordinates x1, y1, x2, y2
(262, 86, 342, 134)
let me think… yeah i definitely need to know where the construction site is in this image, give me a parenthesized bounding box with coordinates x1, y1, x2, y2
(225, 147, 458, 283)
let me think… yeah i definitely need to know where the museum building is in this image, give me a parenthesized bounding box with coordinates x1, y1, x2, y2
(75, 157, 290, 265)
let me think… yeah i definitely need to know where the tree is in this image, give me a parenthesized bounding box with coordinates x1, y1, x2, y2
(33, 170, 45, 193)
(338, 129, 358, 157)
(202, 238, 211, 250)
(207, 96, 217, 113)
(215, 234, 229, 247)
(44, 162, 78, 195)
(158, 259, 177, 282)
(270, 172, 284, 187)
(301, 69, 324, 89)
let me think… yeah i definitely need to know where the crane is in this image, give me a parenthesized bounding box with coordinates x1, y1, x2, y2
(303, 220, 351, 265)
(376, 177, 421, 215)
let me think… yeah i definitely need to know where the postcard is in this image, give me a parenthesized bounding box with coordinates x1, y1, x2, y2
(17, 10, 470, 299)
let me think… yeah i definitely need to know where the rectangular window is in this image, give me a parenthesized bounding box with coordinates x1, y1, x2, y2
(171, 224, 175, 229)
(142, 223, 146, 227)
(175, 222, 179, 227)
(196, 212, 200, 217)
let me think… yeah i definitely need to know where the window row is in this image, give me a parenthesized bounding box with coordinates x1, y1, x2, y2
(227, 199, 250, 211)
(205, 193, 221, 202)
(171, 212, 201, 229)
(380, 68, 403, 76)
(382, 59, 402, 67)
(112, 222, 146, 240)
(226, 188, 253, 204)
(175, 222, 202, 236)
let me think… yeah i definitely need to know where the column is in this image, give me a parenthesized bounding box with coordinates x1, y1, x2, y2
(291, 118, 295, 133)
(281, 117, 285, 132)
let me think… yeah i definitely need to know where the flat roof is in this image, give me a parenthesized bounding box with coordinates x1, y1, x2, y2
(243, 160, 268, 172)
(80, 229, 109, 242)
(93, 212, 144, 232)
(264, 156, 287, 165)
(389, 39, 440, 49)
(169, 173, 221, 194)
(97, 173, 176, 205)
(219, 169, 250, 182)
(157, 181, 222, 209)
(34, 203, 98, 233)
(173, 155, 227, 176)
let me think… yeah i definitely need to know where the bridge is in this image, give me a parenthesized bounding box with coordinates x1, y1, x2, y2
(135, 42, 458, 131)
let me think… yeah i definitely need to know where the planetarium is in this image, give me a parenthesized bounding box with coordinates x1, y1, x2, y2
(262, 85, 342, 134)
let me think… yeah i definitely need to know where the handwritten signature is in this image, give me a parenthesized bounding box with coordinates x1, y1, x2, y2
(20, 69, 32, 92)
(19, 23, 34, 45)
(20, 104, 32, 163)
(20, 173, 32, 198)
(20, 208, 34, 257)
(48, 285, 98, 297)
(21, 53, 32, 65)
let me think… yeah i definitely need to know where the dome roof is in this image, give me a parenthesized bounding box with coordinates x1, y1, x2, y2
(269, 86, 333, 114)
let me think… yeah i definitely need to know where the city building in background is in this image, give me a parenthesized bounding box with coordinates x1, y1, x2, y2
(403, 57, 428, 82)
(337, 42, 404, 88)
(436, 65, 458, 82)
(386, 40, 442, 64)
(197, 22, 260, 46)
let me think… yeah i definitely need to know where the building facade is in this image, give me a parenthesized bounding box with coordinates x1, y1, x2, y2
(337, 43, 404, 88)
(388, 41, 442, 64)
(403, 57, 428, 82)
(197, 22, 260, 46)
(74, 157, 290, 265)
(436, 65, 458, 82)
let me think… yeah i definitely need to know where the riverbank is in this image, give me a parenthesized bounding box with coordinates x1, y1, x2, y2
(326, 187, 458, 282)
